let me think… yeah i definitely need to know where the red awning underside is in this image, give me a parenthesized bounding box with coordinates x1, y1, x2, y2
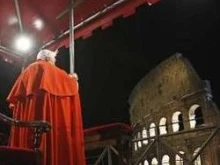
(0, 0, 160, 60)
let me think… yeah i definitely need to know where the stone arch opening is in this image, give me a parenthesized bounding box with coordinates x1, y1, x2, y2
(162, 155, 170, 165)
(172, 111, 184, 132)
(189, 104, 204, 128)
(151, 157, 158, 165)
(175, 151, 184, 165)
(149, 123, 156, 140)
(142, 127, 148, 145)
(159, 117, 168, 135)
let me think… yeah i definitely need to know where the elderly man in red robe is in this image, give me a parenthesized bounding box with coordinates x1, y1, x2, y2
(7, 49, 86, 165)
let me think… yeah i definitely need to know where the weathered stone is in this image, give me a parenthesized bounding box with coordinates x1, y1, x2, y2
(129, 53, 220, 165)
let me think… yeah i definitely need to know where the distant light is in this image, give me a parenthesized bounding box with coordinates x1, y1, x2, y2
(33, 19, 44, 30)
(2, 56, 13, 63)
(148, 2, 152, 6)
(8, 16, 18, 25)
(14, 35, 33, 53)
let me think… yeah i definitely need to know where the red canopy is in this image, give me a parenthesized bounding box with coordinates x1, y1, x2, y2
(0, 0, 160, 61)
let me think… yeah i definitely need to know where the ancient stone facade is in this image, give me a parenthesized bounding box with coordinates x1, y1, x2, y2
(129, 54, 220, 165)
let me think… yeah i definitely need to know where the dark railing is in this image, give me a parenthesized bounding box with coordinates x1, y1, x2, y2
(0, 112, 51, 150)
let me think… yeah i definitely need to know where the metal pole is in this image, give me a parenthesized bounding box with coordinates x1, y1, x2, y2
(69, 0, 75, 74)
(160, 139, 189, 162)
(108, 146, 112, 165)
(14, 0, 23, 32)
(94, 147, 108, 165)
(56, 0, 84, 20)
(188, 128, 219, 164)
(14, 0, 26, 71)
(109, 145, 128, 164)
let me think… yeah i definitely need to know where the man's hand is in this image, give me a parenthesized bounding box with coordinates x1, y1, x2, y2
(69, 73, 78, 81)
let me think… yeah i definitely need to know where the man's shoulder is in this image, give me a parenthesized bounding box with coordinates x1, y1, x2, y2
(28, 60, 50, 68)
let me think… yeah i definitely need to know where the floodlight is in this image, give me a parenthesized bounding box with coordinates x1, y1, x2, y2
(14, 34, 33, 53)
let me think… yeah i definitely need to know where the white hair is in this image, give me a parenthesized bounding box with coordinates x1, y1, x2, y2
(36, 49, 57, 64)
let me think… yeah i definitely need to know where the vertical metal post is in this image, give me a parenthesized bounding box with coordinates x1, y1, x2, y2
(14, 0, 25, 71)
(94, 147, 108, 165)
(69, 0, 75, 74)
(108, 146, 112, 165)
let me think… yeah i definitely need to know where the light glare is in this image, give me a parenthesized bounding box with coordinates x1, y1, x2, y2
(33, 19, 43, 30)
(8, 16, 18, 25)
(15, 35, 32, 52)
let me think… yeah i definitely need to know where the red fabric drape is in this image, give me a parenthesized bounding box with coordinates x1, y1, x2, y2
(7, 60, 86, 165)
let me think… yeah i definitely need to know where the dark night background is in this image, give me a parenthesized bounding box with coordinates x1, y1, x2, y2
(0, 0, 220, 133)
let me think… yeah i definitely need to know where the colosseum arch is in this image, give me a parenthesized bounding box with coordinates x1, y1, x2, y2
(149, 123, 156, 139)
(162, 155, 170, 165)
(159, 117, 168, 135)
(189, 104, 204, 128)
(144, 160, 149, 165)
(137, 131, 142, 148)
(172, 111, 184, 132)
(151, 158, 158, 165)
(175, 151, 184, 165)
(142, 127, 148, 145)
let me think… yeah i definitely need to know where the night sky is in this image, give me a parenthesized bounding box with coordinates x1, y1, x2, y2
(0, 0, 219, 131)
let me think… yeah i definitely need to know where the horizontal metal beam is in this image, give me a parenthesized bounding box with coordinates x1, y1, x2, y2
(41, 0, 128, 49)
(0, 45, 22, 59)
(132, 125, 217, 142)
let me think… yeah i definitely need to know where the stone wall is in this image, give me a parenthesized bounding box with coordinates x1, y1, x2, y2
(129, 54, 220, 165)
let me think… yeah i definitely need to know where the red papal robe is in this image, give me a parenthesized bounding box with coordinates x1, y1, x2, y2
(7, 60, 86, 165)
